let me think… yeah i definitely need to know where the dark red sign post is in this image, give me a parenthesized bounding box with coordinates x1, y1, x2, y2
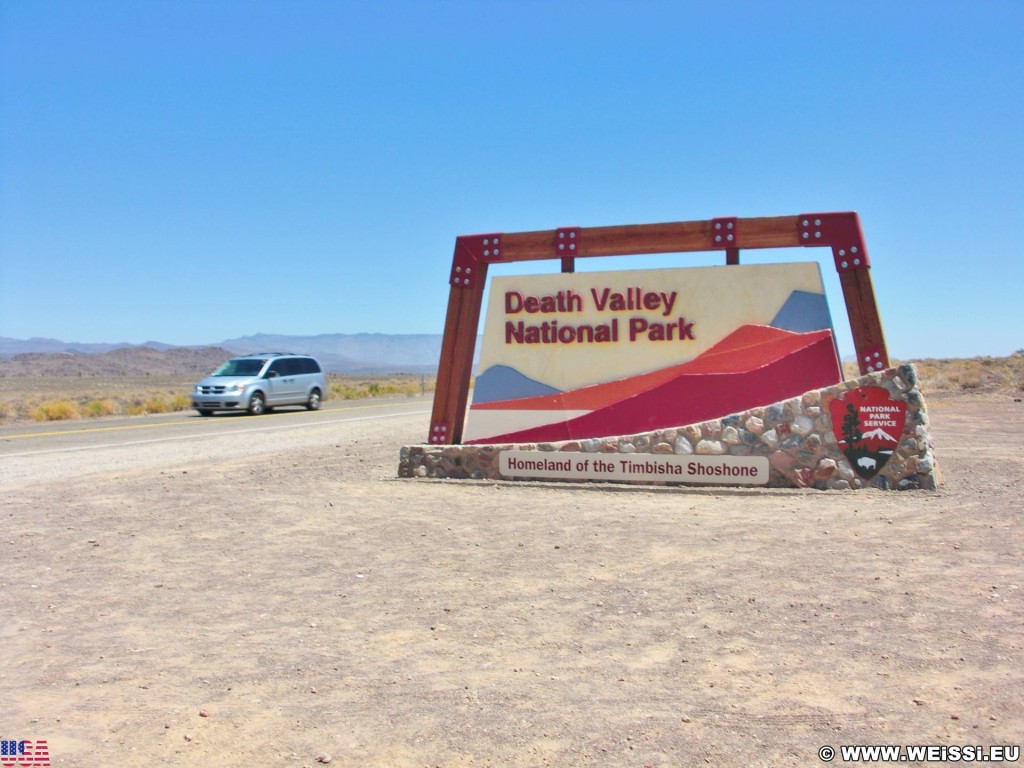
(429, 212, 888, 445)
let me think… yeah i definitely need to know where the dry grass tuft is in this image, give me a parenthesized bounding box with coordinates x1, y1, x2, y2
(841, 353, 1024, 394)
(0, 373, 437, 424)
(3, 354, 1021, 425)
(906, 354, 1023, 394)
(328, 374, 434, 401)
(85, 399, 117, 418)
(0, 377, 208, 422)
(30, 400, 79, 421)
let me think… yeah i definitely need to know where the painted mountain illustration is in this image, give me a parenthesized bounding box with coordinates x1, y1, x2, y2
(861, 427, 897, 442)
(464, 324, 842, 443)
(473, 364, 562, 403)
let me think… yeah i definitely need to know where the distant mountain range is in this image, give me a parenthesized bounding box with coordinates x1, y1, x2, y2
(0, 333, 461, 374)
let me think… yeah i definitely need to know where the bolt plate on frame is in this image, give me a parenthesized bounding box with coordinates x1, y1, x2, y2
(428, 420, 451, 445)
(710, 217, 738, 248)
(798, 213, 870, 272)
(860, 345, 889, 373)
(555, 227, 581, 258)
(450, 233, 503, 288)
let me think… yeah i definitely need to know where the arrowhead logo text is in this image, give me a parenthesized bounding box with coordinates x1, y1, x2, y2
(829, 386, 906, 480)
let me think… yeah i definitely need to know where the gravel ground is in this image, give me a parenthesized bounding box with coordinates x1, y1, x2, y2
(1, 392, 1022, 767)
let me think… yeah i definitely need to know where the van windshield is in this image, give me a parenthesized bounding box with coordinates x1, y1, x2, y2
(211, 359, 265, 377)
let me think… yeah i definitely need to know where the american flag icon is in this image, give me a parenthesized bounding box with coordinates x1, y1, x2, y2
(0, 740, 50, 766)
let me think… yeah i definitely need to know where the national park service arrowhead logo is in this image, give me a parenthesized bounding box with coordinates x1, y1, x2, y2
(829, 387, 906, 479)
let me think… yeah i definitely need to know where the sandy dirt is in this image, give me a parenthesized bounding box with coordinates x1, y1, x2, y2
(2, 393, 1022, 767)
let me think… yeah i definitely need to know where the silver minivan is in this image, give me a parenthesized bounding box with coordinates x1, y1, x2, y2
(192, 353, 327, 416)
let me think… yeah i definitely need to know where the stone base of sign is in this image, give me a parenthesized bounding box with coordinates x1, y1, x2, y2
(399, 365, 940, 490)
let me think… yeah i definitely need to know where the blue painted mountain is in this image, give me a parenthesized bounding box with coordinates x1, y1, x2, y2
(472, 365, 563, 404)
(770, 290, 835, 335)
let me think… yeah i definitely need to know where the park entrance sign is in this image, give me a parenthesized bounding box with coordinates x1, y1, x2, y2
(398, 212, 940, 491)
(464, 263, 842, 444)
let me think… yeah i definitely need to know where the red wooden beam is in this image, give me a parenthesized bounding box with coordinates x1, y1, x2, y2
(797, 212, 889, 374)
(429, 212, 888, 444)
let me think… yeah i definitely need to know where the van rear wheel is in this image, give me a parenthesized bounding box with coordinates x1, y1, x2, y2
(306, 389, 322, 411)
(248, 392, 266, 415)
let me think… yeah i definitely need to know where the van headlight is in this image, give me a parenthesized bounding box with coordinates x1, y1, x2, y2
(224, 382, 246, 393)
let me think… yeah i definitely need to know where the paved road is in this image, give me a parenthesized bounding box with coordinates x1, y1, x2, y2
(0, 397, 433, 488)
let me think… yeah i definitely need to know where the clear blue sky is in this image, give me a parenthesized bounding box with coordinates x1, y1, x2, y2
(2, 0, 1021, 359)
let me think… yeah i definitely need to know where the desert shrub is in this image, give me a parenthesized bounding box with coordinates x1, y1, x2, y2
(85, 399, 116, 418)
(959, 363, 985, 389)
(144, 396, 168, 414)
(126, 397, 147, 416)
(838, 356, 1024, 394)
(31, 400, 78, 421)
(328, 375, 433, 401)
(910, 356, 1024, 393)
(170, 394, 191, 411)
(2, 373, 435, 422)
(923, 373, 951, 390)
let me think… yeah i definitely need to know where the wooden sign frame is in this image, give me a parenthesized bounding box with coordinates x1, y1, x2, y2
(428, 211, 888, 445)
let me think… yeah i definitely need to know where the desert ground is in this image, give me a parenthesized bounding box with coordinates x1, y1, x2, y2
(1, 389, 1022, 767)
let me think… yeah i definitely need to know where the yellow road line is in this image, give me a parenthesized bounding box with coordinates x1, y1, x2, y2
(0, 401, 421, 441)
(3, 420, 195, 440)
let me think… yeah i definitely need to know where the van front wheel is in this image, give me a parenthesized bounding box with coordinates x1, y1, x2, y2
(248, 392, 266, 415)
(306, 389, 322, 411)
